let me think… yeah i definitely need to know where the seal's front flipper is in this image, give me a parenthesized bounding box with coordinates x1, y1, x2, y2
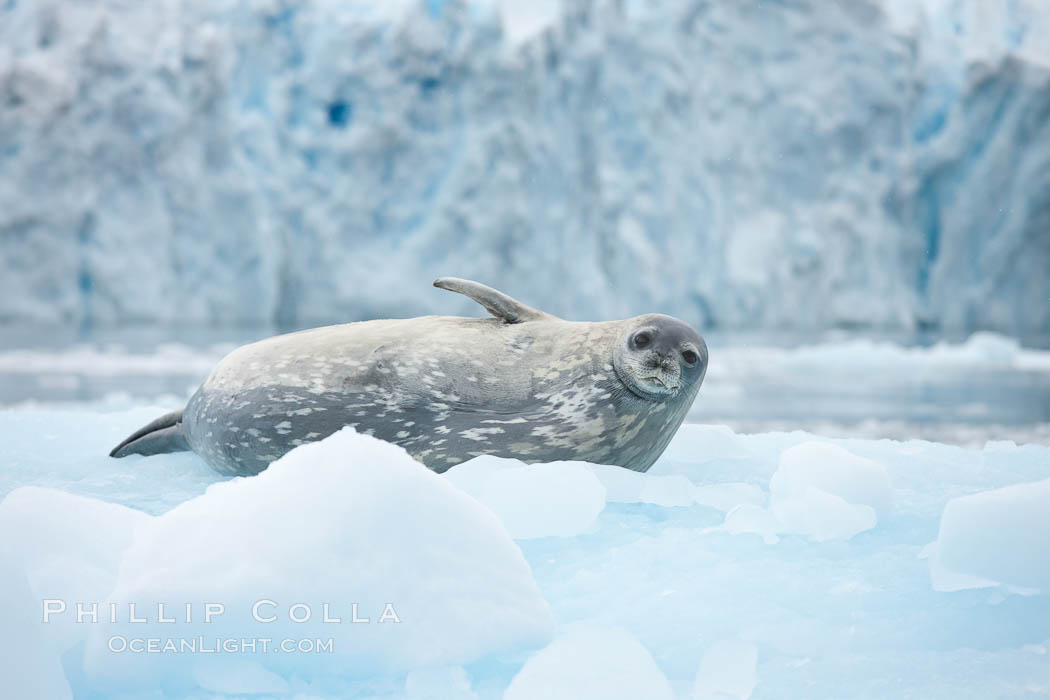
(110, 410, 190, 458)
(433, 277, 557, 323)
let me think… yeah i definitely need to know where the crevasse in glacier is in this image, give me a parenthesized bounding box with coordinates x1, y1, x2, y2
(0, 0, 1047, 333)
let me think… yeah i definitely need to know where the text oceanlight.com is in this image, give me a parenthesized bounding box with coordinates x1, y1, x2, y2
(107, 636, 335, 654)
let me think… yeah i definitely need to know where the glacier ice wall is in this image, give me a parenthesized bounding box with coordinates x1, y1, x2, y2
(0, 0, 1048, 332)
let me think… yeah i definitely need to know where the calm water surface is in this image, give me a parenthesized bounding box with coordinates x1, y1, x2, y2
(2, 325, 1048, 446)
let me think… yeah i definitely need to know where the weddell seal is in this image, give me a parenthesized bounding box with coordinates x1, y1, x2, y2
(110, 278, 708, 475)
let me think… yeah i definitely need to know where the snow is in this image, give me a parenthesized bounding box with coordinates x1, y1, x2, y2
(929, 478, 1050, 594)
(444, 456, 606, 539)
(1, 1, 1048, 335)
(2, 407, 1050, 697)
(503, 624, 675, 700)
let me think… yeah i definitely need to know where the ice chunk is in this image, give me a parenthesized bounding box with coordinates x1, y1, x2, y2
(930, 478, 1050, 593)
(593, 463, 755, 510)
(504, 624, 675, 700)
(0, 487, 149, 591)
(0, 487, 150, 650)
(721, 441, 889, 543)
(405, 666, 477, 699)
(3, 402, 1050, 697)
(191, 659, 289, 696)
(764, 441, 889, 542)
(927, 552, 1002, 593)
(771, 488, 877, 543)
(82, 429, 553, 688)
(693, 639, 759, 700)
(724, 504, 780, 545)
(0, 554, 73, 700)
(771, 442, 892, 516)
(657, 424, 758, 465)
(639, 474, 697, 508)
(588, 464, 648, 503)
(694, 483, 766, 512)
(444, 456, 606, 539)
(650, 424, 769, 485)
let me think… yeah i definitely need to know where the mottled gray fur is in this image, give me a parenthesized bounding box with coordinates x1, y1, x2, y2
(111, 278, 708, 475)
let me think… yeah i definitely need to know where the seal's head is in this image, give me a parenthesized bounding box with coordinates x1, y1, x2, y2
(613, 314, 707, 401)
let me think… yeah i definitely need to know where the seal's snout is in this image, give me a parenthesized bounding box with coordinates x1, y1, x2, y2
(642, 351, 663, 369)
(643, 349, 678, 371)
(633, 354, 682, 394)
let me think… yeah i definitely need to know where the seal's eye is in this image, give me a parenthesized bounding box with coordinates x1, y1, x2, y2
(681, 350, 699, 366)
(633, 333, 651, 348)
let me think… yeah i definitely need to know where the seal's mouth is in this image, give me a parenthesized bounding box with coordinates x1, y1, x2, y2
(634, 371, 681, 394)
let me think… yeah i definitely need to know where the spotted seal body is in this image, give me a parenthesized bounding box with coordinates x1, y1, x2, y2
(110, 278, 708, 476)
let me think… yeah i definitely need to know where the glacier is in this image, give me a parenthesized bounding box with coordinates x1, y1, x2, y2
(1, 0, 1048, 334)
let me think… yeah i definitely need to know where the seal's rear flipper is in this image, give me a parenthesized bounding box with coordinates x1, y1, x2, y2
(433, 277, 557, 323)
(110, 409, 190, 458)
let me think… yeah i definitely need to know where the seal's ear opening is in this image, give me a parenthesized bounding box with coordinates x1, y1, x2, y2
(433, 277, 557, 324)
